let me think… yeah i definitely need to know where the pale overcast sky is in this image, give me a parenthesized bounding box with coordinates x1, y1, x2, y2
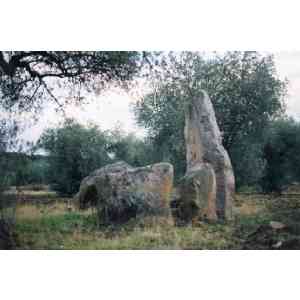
(20, 52, 300, 144)
(274, 52, 300, 120)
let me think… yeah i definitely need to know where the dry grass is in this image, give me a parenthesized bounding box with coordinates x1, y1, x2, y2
(14, 203, 236, 249)
(15, 200, 92, 220)
(13, 192, 300, 250)
(234, 194, 268, 215)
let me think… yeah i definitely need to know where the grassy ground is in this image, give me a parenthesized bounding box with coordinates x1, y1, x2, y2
(12, 192, 300, 250)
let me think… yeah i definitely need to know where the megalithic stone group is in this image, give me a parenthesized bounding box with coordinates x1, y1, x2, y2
(177, 90, 235, 221)
(76, 89, 234, 224)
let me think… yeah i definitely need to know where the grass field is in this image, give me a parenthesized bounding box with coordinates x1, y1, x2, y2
(12, 191, 300, 250)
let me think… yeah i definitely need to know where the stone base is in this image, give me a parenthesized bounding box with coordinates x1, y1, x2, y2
(173, 163, 217, 224)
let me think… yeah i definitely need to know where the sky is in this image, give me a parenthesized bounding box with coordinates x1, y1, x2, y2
(20, 52, 300, 144)
(274, 52, 300, 120)
(20, 91, 145, 143)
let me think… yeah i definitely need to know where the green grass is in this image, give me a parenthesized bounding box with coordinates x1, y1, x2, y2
(15, 212, 237, 249)
(14, 207, 239, 250)
(13, 193, 300, 250)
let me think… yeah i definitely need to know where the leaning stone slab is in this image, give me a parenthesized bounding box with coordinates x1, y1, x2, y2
(78, 161, 174, 224)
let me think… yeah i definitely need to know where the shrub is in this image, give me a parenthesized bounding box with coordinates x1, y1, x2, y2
(260, 118, 300, 193)
(38, 119, 111, 196)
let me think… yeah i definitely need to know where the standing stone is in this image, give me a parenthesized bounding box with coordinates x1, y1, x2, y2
(175, 163, 217, 223)
(183, 90, 235, 220)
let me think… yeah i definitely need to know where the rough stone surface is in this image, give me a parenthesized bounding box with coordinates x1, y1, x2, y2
(179, 90, 235, 220)
(173, 163, 217, 223)
(78, 161, 174, 224)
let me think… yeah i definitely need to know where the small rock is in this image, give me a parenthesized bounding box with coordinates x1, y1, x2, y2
(272, 241, 283, 249)
(269, 221, 286, 230)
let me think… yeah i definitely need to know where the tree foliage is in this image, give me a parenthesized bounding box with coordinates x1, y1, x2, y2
(0, 118, 21, 190)
(0, 51, 146, 111)
(0, 119, 20, 249)
(37, 120, 158, 195)
(261, 118, 300, 193)
(107, 126, 156, 167)
(38, 119, 111, 195)
(134, 51, 287, 185)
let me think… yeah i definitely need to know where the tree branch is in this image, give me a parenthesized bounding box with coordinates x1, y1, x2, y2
(41, 80, 64, 111)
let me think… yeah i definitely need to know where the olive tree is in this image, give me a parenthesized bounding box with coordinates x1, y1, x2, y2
(261, 118, 300, 193)
(38, 119, 111, 195)
(0, 51, 149, 112)
(134, 52, 287, 186)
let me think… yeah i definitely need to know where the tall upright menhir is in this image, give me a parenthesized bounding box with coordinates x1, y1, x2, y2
(177, 90, 235, 222)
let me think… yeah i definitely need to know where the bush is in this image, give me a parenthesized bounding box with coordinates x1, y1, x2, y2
(260, 118, 300, 193)
(38, 119, 111, 196)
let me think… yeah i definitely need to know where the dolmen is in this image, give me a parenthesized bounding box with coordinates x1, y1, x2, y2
(77, 161, 174, 224)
